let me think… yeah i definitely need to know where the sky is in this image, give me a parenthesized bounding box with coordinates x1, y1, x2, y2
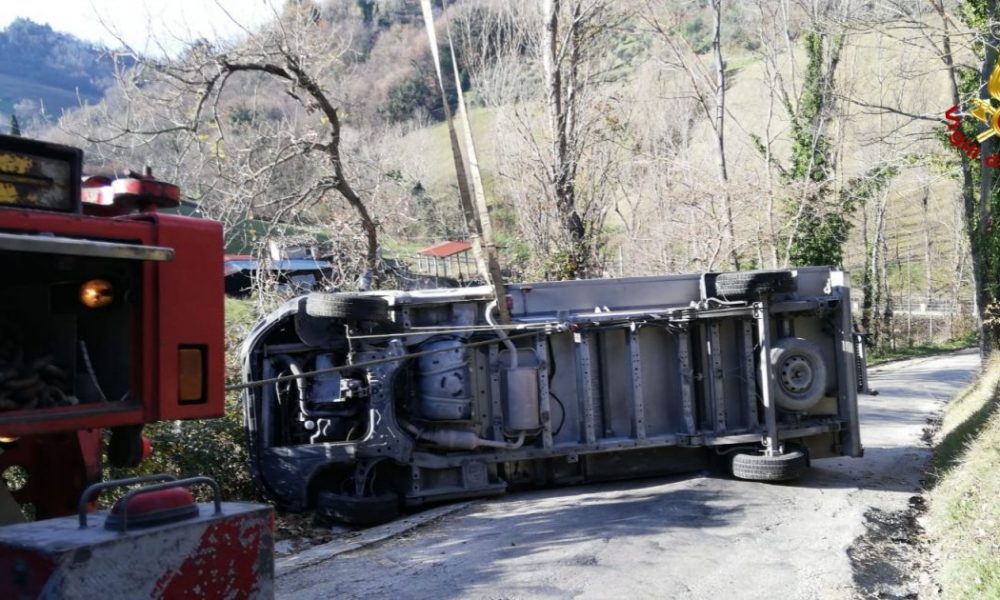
(0, 1, 280, 53)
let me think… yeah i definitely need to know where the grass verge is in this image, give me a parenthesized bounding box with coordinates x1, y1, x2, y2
(868, 333, 976, 366)
(927, 356, 1000, 598)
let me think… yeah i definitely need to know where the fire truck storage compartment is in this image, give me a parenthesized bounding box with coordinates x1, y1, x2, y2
(0, 248, 137, 411)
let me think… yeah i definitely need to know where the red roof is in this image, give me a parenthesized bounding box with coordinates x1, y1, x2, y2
(418, 240, 472, 258)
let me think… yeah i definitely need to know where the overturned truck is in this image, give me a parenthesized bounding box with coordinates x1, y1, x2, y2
(241, 267, 863, 523)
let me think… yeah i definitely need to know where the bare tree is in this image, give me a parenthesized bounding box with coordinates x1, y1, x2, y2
(69, 5, 385, 285)
(456, 0, 632, 279)
(857, 0, 993, 353)
(538, 0, 629, 278)
(543, 0, 587, 277)
(645, 0, 741, 270)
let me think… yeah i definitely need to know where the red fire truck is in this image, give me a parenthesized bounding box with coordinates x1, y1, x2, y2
(0, 135, 272, 598)
(0, 134, 225, 519)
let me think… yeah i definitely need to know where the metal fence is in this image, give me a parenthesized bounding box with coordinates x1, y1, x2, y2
(851, 296, 977, 344)
(850, 298, 977, 317)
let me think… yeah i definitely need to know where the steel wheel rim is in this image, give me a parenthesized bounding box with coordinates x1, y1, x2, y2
(780, 355, 813, 394)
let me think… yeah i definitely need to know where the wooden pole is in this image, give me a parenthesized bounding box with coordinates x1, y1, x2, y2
(420, 0, 511, 323)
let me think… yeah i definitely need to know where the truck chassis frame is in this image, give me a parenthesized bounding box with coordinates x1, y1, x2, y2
(241, 267, 862, 523)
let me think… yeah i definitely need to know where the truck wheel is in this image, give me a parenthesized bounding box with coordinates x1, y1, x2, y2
(714, 270, 795, 300)
(314, 491, 399, 526)
(306, 293, 389, 322)
(770, 337, 828, 411)
(294, 299, 349, 350)
(731, 449, 808, 481)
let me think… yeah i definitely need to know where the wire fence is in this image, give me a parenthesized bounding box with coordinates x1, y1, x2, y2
(851, 297, 977, 317)
(851, 296, 978, 345)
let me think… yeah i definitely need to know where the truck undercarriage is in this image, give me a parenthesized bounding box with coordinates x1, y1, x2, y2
(242, 266, 863, 524)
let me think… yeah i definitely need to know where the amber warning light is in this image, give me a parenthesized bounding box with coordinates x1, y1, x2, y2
(178, 347, 205, 404)
(79, 279, 113, 309)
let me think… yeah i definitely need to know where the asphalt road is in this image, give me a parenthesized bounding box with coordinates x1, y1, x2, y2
(277, 351, 979, 599)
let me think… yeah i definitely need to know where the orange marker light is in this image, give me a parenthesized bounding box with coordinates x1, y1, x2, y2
(79, 279, 114, 308)
(178, 347, 205, 403)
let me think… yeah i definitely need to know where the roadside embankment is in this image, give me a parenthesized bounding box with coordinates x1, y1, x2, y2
(928, 355, 1000, 598)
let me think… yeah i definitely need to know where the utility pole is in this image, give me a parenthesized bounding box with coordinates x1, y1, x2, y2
(420, 0, 510, 323)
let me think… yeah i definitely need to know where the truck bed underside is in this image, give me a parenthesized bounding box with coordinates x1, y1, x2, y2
(242, 267, 862, 520)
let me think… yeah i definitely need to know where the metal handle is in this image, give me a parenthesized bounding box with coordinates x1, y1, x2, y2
(79, 474, 176, 528)
(110, 476, 222, 533)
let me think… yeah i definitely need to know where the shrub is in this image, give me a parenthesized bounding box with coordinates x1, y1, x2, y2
(108, 298, 261, 502)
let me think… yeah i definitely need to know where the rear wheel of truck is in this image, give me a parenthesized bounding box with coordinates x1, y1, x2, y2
(731, 449, 808, 482)
(306, 293, 389, 322)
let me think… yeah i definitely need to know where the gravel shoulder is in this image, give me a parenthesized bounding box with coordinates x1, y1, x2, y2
(277, 351, 980, 600)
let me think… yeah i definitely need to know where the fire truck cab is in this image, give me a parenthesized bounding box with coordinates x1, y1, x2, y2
(0, 135, 225, 520)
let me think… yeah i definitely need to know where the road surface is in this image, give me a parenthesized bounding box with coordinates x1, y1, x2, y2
(277, 351, 979, 599)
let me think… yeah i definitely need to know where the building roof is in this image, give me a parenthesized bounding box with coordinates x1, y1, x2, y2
(417, 240, 472, 258)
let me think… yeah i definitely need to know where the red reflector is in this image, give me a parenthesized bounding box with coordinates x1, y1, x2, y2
(141, 436, 153, 461)
(105, 487, 198, 530)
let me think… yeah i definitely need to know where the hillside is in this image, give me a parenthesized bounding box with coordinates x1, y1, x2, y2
(386, 21, 964, 302)
(0, 18, 120, 130)
(34, 1, 977, 349)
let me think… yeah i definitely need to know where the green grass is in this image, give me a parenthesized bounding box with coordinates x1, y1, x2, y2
(931, 357, 1000, 476)
(867, 332, 977, 365)
(382, 238, 427, 257)
(928, 357, 1000, 598)
(396, 105, 499, 198)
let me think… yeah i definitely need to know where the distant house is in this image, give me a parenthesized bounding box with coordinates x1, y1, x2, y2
(223, 255, 334, 297)
(162, 201, 330, 255)
(415, 240, 474, 280)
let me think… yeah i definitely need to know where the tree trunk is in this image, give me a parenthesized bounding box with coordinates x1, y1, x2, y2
(922, 186, 933, 342)
(863, 191, 888, 348)
(334, 179, 379, 280)
(979, 0, 999, 355)
(932, 0, 984, 352)
(880, 233, 893, 351)
(543, 0, 589, 278)
(711, 0, 740, 271)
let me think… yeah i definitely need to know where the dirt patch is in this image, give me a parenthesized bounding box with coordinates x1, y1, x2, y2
(848, 496, 940, 599)
(274, 512, 355, 556)
(847, 416, 945, 599)
(921, 415, 942, 446)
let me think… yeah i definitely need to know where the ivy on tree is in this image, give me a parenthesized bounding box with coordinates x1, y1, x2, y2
(783, 31, 850, 267)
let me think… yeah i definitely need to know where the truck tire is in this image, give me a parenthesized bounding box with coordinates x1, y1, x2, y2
(714, 270, 795, 300)
(314, 491, 399, 526)
(306, 293, 389, 322)
(770, 337, 828, 411)
(731, 448, 808, 481)
(294, 299, 349, 350)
